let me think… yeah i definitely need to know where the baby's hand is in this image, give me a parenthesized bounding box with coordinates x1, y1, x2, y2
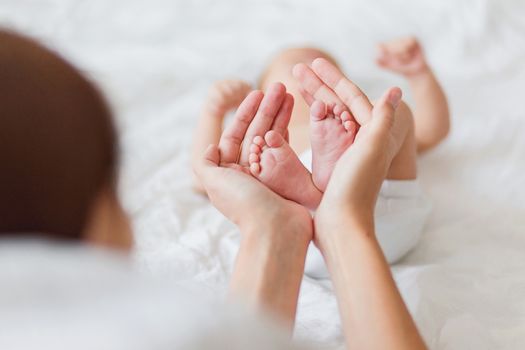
(376, 37, 428, 77)
(205, 80, 252, 116)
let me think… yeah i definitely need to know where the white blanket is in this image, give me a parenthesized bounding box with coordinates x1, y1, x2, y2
(1, 0, 525, 348)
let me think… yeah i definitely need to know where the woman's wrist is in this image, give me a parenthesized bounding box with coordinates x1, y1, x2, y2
(314, 205, 376, 253)
(239, 211, 311, 253)
(314, 213, 380, 282)
(239, 222, 311, 268)
(238, 202, 312, 245)
(231, 210, 311, 329)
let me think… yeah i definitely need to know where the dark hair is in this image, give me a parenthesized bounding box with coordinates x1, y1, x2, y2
(0, 30, 118, 240)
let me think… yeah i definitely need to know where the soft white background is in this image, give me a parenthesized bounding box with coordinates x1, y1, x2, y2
(1, 0, 524, 348)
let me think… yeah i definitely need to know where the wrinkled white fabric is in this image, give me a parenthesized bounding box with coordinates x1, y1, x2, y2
(1, 0, 524, 348)
(0, 241, 302, 350)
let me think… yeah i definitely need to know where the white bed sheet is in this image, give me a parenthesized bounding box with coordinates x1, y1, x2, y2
(1, 0, 525, 348)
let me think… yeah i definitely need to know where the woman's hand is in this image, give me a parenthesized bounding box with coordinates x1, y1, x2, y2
(315, 87, 403, 243)
(194, 82, 311, 238)
(194, 83, 312, 330)
(294, 58, 405, 243)
(295, 58, 427, 350)
(197, 143, 311, 239)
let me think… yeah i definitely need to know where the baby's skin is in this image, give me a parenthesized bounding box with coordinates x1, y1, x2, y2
(248, 101, 357, 209)
(192, 37, 449, 208)
(250, 51, 418, 209)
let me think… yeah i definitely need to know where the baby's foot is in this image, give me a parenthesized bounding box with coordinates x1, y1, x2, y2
(249, 130, 321, 209)
(310, 101, 359, 192)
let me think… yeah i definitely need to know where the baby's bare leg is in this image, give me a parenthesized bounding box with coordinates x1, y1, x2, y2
(385, 101, 417, 180)
(377, 37, 450, 153)
(191, 80, 251, 193)
(406, 69, 450, 152)
(259, 47, 341, 155)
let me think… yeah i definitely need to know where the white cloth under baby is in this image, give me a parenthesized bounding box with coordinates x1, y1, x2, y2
(0, 240, 302, 350)
(299, 149, 432, 279)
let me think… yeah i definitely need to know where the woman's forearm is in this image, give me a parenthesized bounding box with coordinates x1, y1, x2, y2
(319, 218, 427, 350)
(229, 221, 310, 331)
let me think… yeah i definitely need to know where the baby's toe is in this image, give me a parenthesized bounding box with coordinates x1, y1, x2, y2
(326, 103, 338, 118)
(264, 130, 285, 149)
(249, 143, 261, 155)
(344, 121, 358, 137)
(249, 152, 260, 164)
(253, 135, 265, 147)
(333, 104, 346, 117)
(310, 100, 328, 122)
(250, 162, 261, 176)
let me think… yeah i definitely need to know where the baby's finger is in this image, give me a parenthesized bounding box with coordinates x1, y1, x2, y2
(376, 44, 388, 59)
(219, 90, 264, 164)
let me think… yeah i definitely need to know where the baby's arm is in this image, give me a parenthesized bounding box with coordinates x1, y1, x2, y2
(377, 37, 450, 153)
(191, 80, 251, 193)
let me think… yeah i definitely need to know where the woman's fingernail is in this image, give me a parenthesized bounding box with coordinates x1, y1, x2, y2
(388, 88, 402, 108)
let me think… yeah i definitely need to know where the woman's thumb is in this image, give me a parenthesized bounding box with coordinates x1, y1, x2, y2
(194, 144, 220, 180)
(371, 87, 402, 132)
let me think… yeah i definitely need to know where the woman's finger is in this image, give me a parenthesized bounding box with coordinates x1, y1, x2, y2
(194, 144, 220, 187)
(218, 90, 264, 164)
(298, 86, 315, 106)
(238, 82, 287, 165)
(370, 87, 401, 134)
(270, 93, 294, 137)
(311, 58, 373, 125)
(292, 63, 344, 108)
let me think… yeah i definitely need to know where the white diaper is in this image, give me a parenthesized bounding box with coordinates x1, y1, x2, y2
(299, 149, 432, 279)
